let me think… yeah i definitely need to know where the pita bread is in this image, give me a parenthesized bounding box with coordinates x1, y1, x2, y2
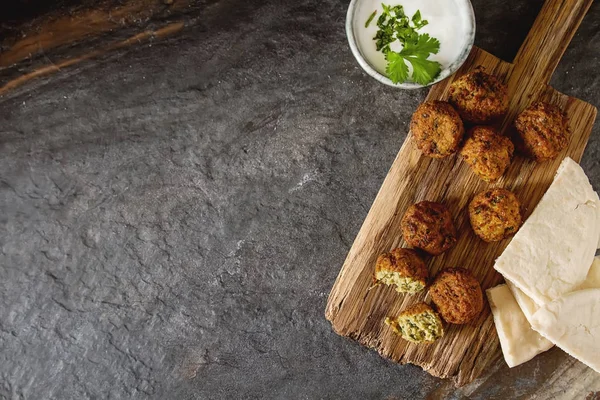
(487, 284, 553, 367)
(530, 288, 600, 373)
(494, 157, 600, 306)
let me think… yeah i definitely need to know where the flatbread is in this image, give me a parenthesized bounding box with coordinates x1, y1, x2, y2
(597, 196, 600, 249)
(578, 257, 600, 291)
(501, 257, 600, 365)
(506, 281, 540, 321)
(506, 257, 600, 319)
(487, 284, 553, 368)
(530, 288, 600, 373)
(494, 157, 600, 306)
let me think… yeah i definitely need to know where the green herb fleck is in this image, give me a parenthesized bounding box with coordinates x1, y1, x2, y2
(365, 10, 377, 28)
(371, 3, 441, 85)
(411, 10, 428, 30)
(491, 195, 506, 205)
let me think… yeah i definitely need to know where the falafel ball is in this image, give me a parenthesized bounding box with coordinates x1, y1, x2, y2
(429, 267, 483, 324)
(460, 126, 515, 183)
(374, 248, 428, 293)
(448, 67, 508, 124)
(410, 101, 465, 158)
(469, 188, 522, 242)
(514, 101, 570, 162)
(385, 302, 444, 343)
(401, 201, 457, 256)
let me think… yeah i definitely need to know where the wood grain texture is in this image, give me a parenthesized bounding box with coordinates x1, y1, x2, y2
(0, 0, 190, 68)
(0, 22, 184, 96)
(0, 0, 196, 95)
(325, 0, 597, 387)
(426, 348, 600, 399)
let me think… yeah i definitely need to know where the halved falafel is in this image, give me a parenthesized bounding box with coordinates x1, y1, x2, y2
(385, 302, 444, 343)
(374, 248, 428, 293)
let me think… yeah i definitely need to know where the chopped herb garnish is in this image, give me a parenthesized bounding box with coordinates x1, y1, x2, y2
(365, 10, 377, 28)
(411, 10, 428, 30)
(491, 195, 506, 204)
(371, 3, 441, 85)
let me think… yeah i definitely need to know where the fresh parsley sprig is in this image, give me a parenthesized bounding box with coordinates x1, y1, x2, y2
(370, 3, 441, 85)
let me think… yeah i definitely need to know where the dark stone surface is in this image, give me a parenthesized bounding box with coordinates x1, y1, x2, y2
(0, 0, 599, 399)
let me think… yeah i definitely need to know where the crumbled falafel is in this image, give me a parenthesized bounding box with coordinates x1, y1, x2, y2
(385, 302, 444, 343)
(448, 67, 508, 124)
(374, 248, 428, 293)
(514, 101, 570, 162)
(410, 101, 465, 158)
(429, 267, 483, 324)
(469, 188, 522, 242)
(401, 201, 457, 256)
(460, 126, 514, 183)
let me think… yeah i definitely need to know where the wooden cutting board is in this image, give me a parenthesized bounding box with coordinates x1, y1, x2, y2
(325, 0, 597, 387)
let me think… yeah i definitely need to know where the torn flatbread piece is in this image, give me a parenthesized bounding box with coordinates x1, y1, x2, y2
(494, 157, 600, 306)
(506, 281, 540, 321)
(487, 284, 553, 367)
(530, 288, 600, 373)
(578, 257, 600, 291)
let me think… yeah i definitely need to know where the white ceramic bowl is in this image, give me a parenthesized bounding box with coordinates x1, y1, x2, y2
(346, 0, 476, 89)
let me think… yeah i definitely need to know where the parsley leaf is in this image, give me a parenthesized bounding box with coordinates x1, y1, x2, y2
(412, 10, 421, 24)
(405, 56, 442, 85)
(395, 26, 418, 44)
(385, 52, 409, 84)
(371, 3, 442, 85)
(374, 21, 395, 52)
(411, 10, 428, 30)
(400, 33, 440, 59)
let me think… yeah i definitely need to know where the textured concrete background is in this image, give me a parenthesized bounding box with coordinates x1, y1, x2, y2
(0, 0, 599, 399)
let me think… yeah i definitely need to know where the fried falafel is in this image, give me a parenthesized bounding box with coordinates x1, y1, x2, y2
(429, 267, 483, 324)
(448, 67, 508, 124)
(469, 188, 522, 242)
(410, 101, 465, 158)
(514, 101, 570, 162)
(385, 302, 444, 343)
(460, 126, 515, 183)
(401, 201, 457, 256)
(374, 248, 428, 293)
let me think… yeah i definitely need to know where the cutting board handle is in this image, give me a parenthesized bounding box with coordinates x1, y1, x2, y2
(513, 0, 594, 84)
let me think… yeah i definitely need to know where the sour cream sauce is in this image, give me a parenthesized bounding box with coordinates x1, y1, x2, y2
(355, 0, 472, 76)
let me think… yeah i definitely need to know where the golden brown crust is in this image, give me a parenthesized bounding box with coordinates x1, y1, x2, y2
(468, 188, 522, 242)
(460, 126, 514, 183)
(401, 201, 457, 256)
(410, 101, 464, 158)
(429, 267, 483, 324)
(514, 101, 570, 162)
(399, 302, 436, 317)
(375, 248, 428, 286)
(448, 67, 508, 124)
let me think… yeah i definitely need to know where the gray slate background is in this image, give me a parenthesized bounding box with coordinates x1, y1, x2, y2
(1, 0, 599, 399)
